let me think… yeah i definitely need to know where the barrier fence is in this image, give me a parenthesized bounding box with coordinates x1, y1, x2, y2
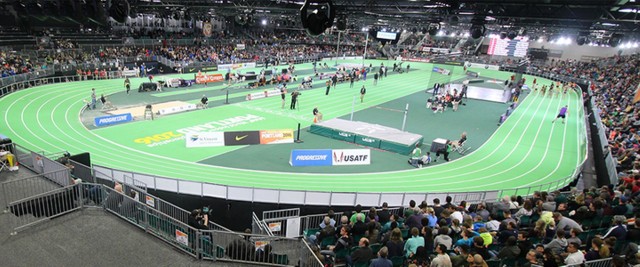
(5, 181, 316, 265)
(532, 257, 612, 267)
(1, 170, 69, 210)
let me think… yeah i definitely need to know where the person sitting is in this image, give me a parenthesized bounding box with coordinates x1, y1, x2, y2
(418, 152, 431, 167)
(0, 146, 17, 171)
(451, 132, 468, 150)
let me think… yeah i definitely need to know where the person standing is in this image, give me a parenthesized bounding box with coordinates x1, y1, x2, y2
(360, 85, 367, 103)
(90, 88, 97, 110)
(409, 144, 422, 167)
(373, 73, 378, 85)
(325, 80, 331, 95)
(433, 83, 440, 96)
(406, 64, 410, 73)
(290, 90, 300, 110)
(552, 105, 568, 124)
(379, 67, 384, 81)
(124, 77, 131, 95)
(461, 84, 468, 99)
(350, 75, 355, 88)
(331, 74, 338, 90)
(280, 86, 286, 109)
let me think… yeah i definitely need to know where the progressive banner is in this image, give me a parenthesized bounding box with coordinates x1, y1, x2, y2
(432, 67, 451, 75)
(195, 74, 224, 84)
(290, 149, 371, 166)
(94, 113, 133, 127)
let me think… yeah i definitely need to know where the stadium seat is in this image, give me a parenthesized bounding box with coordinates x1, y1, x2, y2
(304, 228, 320, 238)
(370, 243, 382, 255)
(320, 236, 336, 249)
(273, 253, 289, 265)
(390, 256, 405, 267)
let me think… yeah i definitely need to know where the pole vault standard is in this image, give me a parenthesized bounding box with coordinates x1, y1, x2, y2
(401, 103, 409, 131)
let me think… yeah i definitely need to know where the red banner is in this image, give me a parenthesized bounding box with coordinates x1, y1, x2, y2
(195, 74, 224, 84)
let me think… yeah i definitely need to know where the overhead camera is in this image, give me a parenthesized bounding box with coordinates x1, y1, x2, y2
(300, 0, 336, 36)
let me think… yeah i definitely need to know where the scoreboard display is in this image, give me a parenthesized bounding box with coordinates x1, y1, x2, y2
(487, 37, 529, 57)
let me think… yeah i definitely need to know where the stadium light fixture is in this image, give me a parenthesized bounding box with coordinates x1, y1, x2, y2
(261, 19, 267, 25)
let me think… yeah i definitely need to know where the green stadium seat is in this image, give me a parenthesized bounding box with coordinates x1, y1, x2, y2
(273, 253, 289, 265)
(370, 243, 382, 255)
(304, 228, 320, 238)
(321, 236, 336, 249)
(390, 256, 405, 267)
(401, 228, 409, 239)
(486, 259, 501, 267)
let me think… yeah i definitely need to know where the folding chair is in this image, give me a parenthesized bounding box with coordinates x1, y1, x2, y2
(453, 139, 471, 155)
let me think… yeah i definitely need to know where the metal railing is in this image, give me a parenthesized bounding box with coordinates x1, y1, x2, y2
(6, 184, 84, 234)
(532, 257, 612, 267)
(1, 170, 70, 209)
(0, 68, 55, 89)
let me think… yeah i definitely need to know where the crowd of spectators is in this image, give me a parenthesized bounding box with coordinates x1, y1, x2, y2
(0, 51, 42, 78)
(309, 190, 639, 266)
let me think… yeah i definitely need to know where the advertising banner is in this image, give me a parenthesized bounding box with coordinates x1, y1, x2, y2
(290, 149, 333, 166)
(290, 149, 371, 166)
(259, 130, 294, 144)
(195, 73, 224, 84)
(432, 67, 451, 76)
(94, 113, 133, 127)
(465, 62, 500, 71)
(185, 132, 225, 148)
(218, 62, 257, 71)
(158, 104, 197, 115)
(332, 149, 371, 166)
(122, 69, 138, 77)
(431, 59, 465, 66)
(185, 65, 218, 73)
(236, 44, 246, 50)
(223, 131, 261, 146)
(246, 89, 284, 101)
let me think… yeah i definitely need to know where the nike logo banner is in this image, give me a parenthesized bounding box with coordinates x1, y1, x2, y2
(224, 131, 260, 146)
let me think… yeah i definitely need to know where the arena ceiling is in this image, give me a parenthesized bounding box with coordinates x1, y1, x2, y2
(1, 0, 639, 37)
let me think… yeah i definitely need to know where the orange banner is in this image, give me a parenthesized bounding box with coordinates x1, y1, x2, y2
(634, 83, 640, 103)
(195, 74, 224, 84)
(259, 130, 294, 144)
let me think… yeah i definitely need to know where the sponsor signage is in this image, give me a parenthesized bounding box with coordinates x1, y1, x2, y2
(420, 47, 451, 54)
(218, 62, 257, 71)
(432, 67, 451, 75)
(223, 131, 261, 146)
(431, 59, 465, 66)
(332, 149, 371, 166)
(236, 44, 246, 50)
(259, 129, 294, 144)
(158, 104, 197, 115)
(246, 89, 284, 101)
(290, 149, 333, 166)
(94, 113, 133, 127)
(195, 73, 224, 84)
(465, 62, 500, 71)
(185, 132, 225, 148)
(186, 65, 219, 73)
(122, 69, 138, 77)
(290, 149, 372, 166)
